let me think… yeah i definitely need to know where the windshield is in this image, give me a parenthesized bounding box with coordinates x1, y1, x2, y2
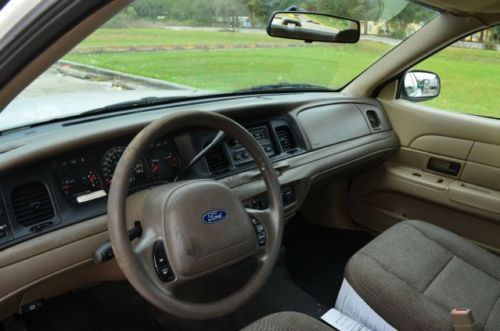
(1, 0, 438, 131)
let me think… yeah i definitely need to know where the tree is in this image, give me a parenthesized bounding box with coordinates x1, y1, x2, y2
(242, 0, 271, 28)
(132, 0, 169, 18)
(349, 0, 384, 34)
(386, 2, 436, 38)
(214, 0, 248, 30)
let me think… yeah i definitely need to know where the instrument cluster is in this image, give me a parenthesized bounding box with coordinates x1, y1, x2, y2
(56, 137, 181, 204)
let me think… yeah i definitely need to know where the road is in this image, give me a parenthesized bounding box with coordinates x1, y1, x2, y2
(0, 66, 193, 132)
(20, 67, 154, 98)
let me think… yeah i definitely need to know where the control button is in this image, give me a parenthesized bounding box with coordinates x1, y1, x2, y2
(160, 266, 172, 277)
(241, 152, 249, 159)
(257, 232, 267, 245)
(264, 145, 273, 153)
(250, 218, 267, 246)
(157, 255, 166, 264)
(233, 153, 241, 161)
(229, 139, 240, 147)
(153, 241, 175, 282)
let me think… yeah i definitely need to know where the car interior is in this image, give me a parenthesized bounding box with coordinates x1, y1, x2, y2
(0, 0, 499, 330)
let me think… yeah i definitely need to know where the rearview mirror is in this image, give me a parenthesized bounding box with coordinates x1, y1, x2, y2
(402, 70, 441, 102)
(267, 11, 360, 44)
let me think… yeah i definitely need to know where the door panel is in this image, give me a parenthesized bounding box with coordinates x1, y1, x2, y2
(348, 83, 500, 253)
(410, 135, 473, 159)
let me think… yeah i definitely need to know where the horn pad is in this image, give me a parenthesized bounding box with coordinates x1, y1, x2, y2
(151, 180, 256, 277)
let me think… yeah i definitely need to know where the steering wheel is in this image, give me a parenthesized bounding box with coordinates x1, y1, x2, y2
(107, 110, 284, 320)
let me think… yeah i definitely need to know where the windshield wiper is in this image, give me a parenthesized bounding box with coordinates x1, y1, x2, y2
(6, 85, 336, 133)
(235, 83, 334, 93)
(78, 84, 332, 117)
(81, 96, 182, 116)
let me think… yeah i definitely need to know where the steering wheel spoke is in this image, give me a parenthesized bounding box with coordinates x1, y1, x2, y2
(246, 208, 273, 228)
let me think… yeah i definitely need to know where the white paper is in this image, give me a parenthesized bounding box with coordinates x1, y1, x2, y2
(322, 279, 396, 331)
(322, 308, 373, 331)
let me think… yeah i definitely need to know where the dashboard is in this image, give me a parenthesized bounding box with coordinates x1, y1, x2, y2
(0, 114, 307, 250)
(57, 136, 181, 204)
(0, 92, 400, 317)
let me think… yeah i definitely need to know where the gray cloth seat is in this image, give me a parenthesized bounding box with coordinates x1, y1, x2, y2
(345, 220, 500, 331)
(241, 312, 332, 331)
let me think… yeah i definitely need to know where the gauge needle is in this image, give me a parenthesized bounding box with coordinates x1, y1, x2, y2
(152, 164, 159, 173)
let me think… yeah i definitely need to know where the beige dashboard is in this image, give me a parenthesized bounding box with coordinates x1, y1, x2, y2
(0, 92, 398, 318)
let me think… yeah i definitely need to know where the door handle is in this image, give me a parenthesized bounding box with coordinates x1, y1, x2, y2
(427, 157, 461, 176)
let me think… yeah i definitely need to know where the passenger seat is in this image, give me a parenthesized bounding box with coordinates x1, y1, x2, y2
(345, 220, 500, 330)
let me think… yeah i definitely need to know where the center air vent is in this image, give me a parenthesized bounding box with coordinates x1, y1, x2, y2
(366, 110, 381, 130)
(275, 126, 297, 152)
(11, 182, 54, 227)
(205, 145, 230, 175)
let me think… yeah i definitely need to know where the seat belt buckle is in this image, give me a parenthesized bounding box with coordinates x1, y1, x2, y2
(451, 308, 477, 331)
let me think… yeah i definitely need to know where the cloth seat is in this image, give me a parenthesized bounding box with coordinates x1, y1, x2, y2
(345, 220, 500, 331)
(241, 311, 332, 331)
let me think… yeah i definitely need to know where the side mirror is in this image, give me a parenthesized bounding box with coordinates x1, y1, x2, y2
(267, 11, 360, 44)
(402, 70, 441, 102)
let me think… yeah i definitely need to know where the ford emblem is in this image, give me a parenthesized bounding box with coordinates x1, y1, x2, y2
(201, 209, 227, 224)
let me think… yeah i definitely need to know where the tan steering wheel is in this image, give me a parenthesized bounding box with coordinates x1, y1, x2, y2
(107, 110, 284, 320)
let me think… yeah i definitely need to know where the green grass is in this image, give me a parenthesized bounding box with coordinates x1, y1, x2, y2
(67, 41, 390, 90)
(416, 47, 500, 117)
(69, 28, 500, 117)
(77, 28, 289, 48)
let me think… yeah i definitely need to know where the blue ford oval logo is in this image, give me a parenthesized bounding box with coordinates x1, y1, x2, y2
(201, 209, 227, 224)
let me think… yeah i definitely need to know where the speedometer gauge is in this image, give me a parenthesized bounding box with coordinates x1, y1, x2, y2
(100, 146, 145, 187)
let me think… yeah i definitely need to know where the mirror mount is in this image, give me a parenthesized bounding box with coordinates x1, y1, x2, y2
(401, 70, 441, 102)
(267, 11, 360, 44)
(283, 5, 306, 12)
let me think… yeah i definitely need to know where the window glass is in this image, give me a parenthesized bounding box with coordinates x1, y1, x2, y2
(1, 0, 438, 131)
(414, 27, 500, 118)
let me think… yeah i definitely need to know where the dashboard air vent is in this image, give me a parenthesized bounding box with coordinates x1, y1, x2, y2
(366, 110, 381, 130)
(205, 145, 230, 175)
(11, 182, 54, 227)
(275, 126, 297, 152)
